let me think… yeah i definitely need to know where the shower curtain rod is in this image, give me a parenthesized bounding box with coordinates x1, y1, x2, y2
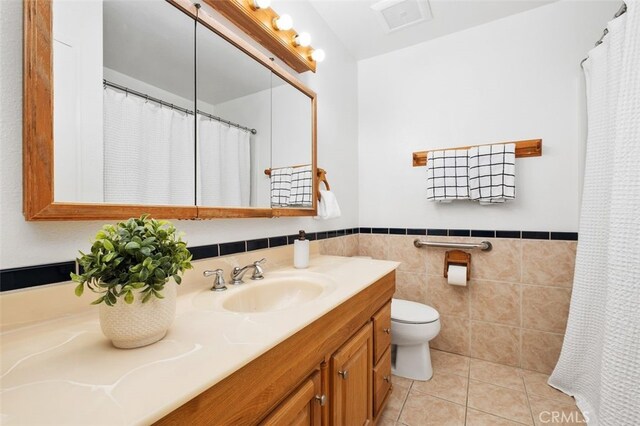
(103, 79, 257, 135)
(580, 3, 627, 66)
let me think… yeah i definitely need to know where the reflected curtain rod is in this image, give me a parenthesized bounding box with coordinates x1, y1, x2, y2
(580, 3, 627, 67)
(103, 79, 257, 135)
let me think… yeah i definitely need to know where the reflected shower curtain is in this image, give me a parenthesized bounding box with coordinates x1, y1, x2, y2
(197, 115, 251, 206)
(103, 87, 194, 204)
(548, 3, 639, 425)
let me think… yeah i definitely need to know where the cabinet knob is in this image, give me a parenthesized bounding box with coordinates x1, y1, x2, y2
(338, 370, 349, 379)
(383, 375, 391, 383)
(315, 394, 326, 406)
(383, 328, 391, 334)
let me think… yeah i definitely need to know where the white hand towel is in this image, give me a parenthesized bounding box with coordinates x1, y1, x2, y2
(426, 149, 469, 202)
(314, 189, 341, 220)
(468, 143, 516, 204)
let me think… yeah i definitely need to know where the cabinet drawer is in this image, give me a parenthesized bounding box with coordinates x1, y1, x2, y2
(260, 370, 322, 426)
(373, 347, 392, 418)
(372, 302, 391, 363)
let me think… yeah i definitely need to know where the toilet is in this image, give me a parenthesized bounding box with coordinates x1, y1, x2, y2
(391, 298, 441, 381)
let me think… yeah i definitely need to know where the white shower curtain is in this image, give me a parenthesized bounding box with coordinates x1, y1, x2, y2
(103, 87, 194, 205)
(197, 115, 251, 206)
(549, 3, 640, 425)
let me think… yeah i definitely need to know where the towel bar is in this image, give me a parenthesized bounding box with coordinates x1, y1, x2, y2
(413, 239, 492, 252)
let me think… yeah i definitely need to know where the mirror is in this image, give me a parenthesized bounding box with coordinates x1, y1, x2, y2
(27, 0, 316, 220)
(196, 22, 271, 208)
(270, 74, 313, 208)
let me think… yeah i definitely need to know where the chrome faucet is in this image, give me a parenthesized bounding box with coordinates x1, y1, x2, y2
(203, 269, 227, 292)
(230, 258, 266, 285)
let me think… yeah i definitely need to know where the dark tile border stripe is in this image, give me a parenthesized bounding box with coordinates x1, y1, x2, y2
(0, 227, 578, 291)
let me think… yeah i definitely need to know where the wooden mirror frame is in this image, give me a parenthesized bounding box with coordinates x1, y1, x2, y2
(23, 0, 317, 221)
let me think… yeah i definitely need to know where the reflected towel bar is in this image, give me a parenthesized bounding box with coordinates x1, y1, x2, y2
(413, 239, 492, 251)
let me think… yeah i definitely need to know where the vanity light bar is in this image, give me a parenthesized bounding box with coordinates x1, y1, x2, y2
(205, 0, 321, 72)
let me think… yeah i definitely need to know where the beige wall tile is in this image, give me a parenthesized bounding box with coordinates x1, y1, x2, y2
(466, 409, 524, 426)
(470, 321, 521, 367)
(343, 234, 359, 257)
(471, 238, 522, 282)
(431, 315, 470, 356)
(470, 280, 520, 326)
(431, 349, 470, 377)
(358, 234, 388, 259)
(467, 380, 533, 425)
(522, 241, 576, 287)
(469, 358, 524, 391)
(522, 286, 571, 333)
(426, 275, 469, 318)
(388, 235, 427, 273)
(395, 272, 428, 304)
(318, 237, 346, 256)
(411, 371, 468, 405)
(399, 390, 466, 426)
(521, 330, 564, 374)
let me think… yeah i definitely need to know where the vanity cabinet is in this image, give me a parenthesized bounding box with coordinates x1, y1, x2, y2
(331, 323, 373, 425)
(261, 370, 322, 426)
(156, 271, 395, 425)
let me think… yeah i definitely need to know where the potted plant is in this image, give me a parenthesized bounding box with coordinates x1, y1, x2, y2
(72, 215, 193, 348)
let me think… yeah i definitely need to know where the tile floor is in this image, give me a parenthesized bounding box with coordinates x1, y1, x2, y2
(379, 349, 585, 426)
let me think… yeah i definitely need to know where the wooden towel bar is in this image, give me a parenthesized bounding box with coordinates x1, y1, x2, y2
(412, 139, 542, 167)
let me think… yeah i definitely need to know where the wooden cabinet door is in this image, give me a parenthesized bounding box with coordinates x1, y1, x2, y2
(372, 347, 392, 418)
(372, 302, 391, 364)
(261, 370, 322, 426)
(331, 323, 373, 426)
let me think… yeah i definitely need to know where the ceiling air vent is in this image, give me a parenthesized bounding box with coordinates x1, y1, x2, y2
(371, 0, 432, 33)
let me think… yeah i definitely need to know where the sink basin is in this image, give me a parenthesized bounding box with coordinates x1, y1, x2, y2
(223, 276, 330, 313)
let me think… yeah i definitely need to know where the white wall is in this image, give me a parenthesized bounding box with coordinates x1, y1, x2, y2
(0, 0, 359, 269)
(357, 1, 618, 232)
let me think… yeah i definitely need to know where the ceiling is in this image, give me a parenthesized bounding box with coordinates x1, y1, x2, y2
(309, 0, 558, 60)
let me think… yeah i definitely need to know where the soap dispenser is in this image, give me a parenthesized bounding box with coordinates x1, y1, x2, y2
(294, 230, 309, 269)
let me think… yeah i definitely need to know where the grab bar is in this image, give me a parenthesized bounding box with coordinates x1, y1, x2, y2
(413, 239, 492, 252)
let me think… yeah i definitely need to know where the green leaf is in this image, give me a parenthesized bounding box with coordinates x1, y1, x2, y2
(172, 274, 182, 285)
(143, 257, 152, 269)
(140, 247, 152, 257)
(124, 290, 134, 304)
(103, 252, 116, 262)
(91, 295, 106, 305)
(125, 241, 140, 251)
(142, 291, 153, 303)
(102, 239, 115, 251)
(74, 283, 84, 297)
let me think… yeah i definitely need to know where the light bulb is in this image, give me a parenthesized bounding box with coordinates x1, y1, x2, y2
(310, 48, 326, 62)
(251, 0, 271, 9)
(294, 32, 312, 47)
(273, 14, 293, 31)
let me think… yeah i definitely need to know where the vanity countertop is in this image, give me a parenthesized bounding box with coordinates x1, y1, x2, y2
(0, 255, 398, 425)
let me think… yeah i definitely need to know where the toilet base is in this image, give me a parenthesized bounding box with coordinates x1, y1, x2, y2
(391, 343, 433, 381)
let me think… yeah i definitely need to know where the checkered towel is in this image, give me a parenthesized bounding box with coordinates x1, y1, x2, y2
(289, 165, 313, 207)
(468, 143, 516, 204)
(426, 149, 469, 202)
(270, 167, 293, 207)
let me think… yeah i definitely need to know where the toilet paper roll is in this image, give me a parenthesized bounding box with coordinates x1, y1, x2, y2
(447, 265, 467, 286)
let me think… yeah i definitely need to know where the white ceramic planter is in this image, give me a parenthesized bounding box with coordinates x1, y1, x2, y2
(99, 280, 177, 349)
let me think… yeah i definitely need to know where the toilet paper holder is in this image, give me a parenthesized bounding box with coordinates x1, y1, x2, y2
(444, 250, 471, 281)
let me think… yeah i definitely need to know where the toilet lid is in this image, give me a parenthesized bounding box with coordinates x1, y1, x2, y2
(391, 299, 439, 324)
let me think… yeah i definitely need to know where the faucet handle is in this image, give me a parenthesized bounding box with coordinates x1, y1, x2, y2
(252, 258, 266, 280)
(203, 269, 227, 292)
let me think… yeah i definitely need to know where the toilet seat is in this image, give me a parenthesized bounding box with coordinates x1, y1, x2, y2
(391, 299, 439, 324)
